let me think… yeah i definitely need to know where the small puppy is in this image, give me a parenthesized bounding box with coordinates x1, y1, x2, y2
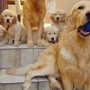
(0, 25, 8, 45)
(50, 9, 66, 31)
(42, 26, 59, 46)
(1, 9, 26, 47)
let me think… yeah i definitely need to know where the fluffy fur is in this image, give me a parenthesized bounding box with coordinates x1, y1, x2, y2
(50, 9, 66, 31)
(1, 9, 26, 47)
(0, 25, 8, 45)
(23, 0, 46, 47)
(6, 1, 90, 90)
(42, 26, 59, 46)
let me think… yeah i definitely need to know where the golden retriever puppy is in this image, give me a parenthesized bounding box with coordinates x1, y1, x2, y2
(6, 1, 90, 90)
(23, 0, 46, 47)
(1, 9, 26, 47)
(50, 9, 66, 31)
(42, 26, 59, 46)
(0, 25, 8, 45)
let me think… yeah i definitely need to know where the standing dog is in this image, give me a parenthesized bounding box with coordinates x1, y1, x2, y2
(23, 0, 46, 47)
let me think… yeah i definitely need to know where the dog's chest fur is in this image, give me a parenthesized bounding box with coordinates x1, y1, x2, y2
(60, 45, 90, 85)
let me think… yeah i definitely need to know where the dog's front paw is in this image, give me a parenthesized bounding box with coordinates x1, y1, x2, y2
(14, 42, 19, 47)
(37, 39, 42, 47)
(23, 82, 31, 90)
(27, 40, 33, 47)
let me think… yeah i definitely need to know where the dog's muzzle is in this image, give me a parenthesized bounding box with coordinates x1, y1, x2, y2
(77, 23, 90, 37)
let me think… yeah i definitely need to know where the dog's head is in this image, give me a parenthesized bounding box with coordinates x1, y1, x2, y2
(66, 0, 90, 37)
(50, 9, 66, 24)
(1, 9, 17, 24)
(0, 25, 6, 38)
(44, 26, 59, 43)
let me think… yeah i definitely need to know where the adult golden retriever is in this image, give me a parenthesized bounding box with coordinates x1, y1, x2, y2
(6, 1, 90, 90)
(1, 9, 26, 47)
(23, 0, 46, 47)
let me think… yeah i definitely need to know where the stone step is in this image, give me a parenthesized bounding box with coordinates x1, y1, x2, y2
(0, 69, 50, 90)
(0, 44, 46, 69)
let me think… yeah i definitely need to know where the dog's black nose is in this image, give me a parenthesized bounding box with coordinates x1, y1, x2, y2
(51, 38, 54, 41)
(86, 12, 90, 19)
(6, 19, 10, 23)
(56, 17, 59, 20)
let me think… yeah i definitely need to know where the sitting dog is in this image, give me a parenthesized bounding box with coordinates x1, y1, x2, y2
(1, 9, 26, 47)
(50, 9, 66, 31)
(42, 26, 59, 46)
(0, 25, 8, 45)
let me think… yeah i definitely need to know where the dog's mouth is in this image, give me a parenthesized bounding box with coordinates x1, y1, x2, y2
(77, 22, 90, 37)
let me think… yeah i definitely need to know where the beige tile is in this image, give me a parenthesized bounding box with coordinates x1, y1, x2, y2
(20, 49, 34, 66)
(2, 50, 20, 68)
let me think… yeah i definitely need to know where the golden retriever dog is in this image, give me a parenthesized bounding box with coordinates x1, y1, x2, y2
(6, 0, 90, 90)
(42, 26, 59, 46)
(23, 0, 46, 47)
(1, 9, 26, 47)
(0, 25, 8, 45)
(50, 9, 66, 31)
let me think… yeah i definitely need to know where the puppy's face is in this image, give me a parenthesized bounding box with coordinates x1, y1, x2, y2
(50, 10, 66, 23)
(1, 9, 17, 24)
(67, 1, 90, 37)
(45, 26, 59, 43)
(0, 25, 6, 38)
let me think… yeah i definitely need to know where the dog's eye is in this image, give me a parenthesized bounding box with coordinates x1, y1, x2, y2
(54, 14, 57, 15)
(10, 15, 12, 17)
(54, 33, 56, 35)
(49, 33, 51, 35)
(78, 6, 84, 10)
(5, 15, 7, 17)
(59, 14, 62, 15)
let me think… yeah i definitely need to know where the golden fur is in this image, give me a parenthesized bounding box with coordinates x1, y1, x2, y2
(1, 9, 26, 47)
(0, 25, 8, 45)
(6, 1, 90, 90)
(50, 9, 66, 31)
(42, 26, 59, 46)
(23, 0, 46, 47)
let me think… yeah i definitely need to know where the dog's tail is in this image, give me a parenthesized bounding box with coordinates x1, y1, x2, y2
(5, 64, 33, 76)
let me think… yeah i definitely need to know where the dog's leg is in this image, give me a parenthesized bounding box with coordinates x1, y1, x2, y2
(84, 83, 90, 90)
(62, 75, 73, 90)
(26, 24, 33, 47)
(48, 76, 62, 90)
(37, 22, 43, 46)
(23, 64, 54, 90)
(14, 31, 20, 47)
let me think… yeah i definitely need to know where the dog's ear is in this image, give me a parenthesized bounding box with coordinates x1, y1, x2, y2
(50, 14, 55, 21)
(0, 14, 4, 23)
(12, 15, 17, 23)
